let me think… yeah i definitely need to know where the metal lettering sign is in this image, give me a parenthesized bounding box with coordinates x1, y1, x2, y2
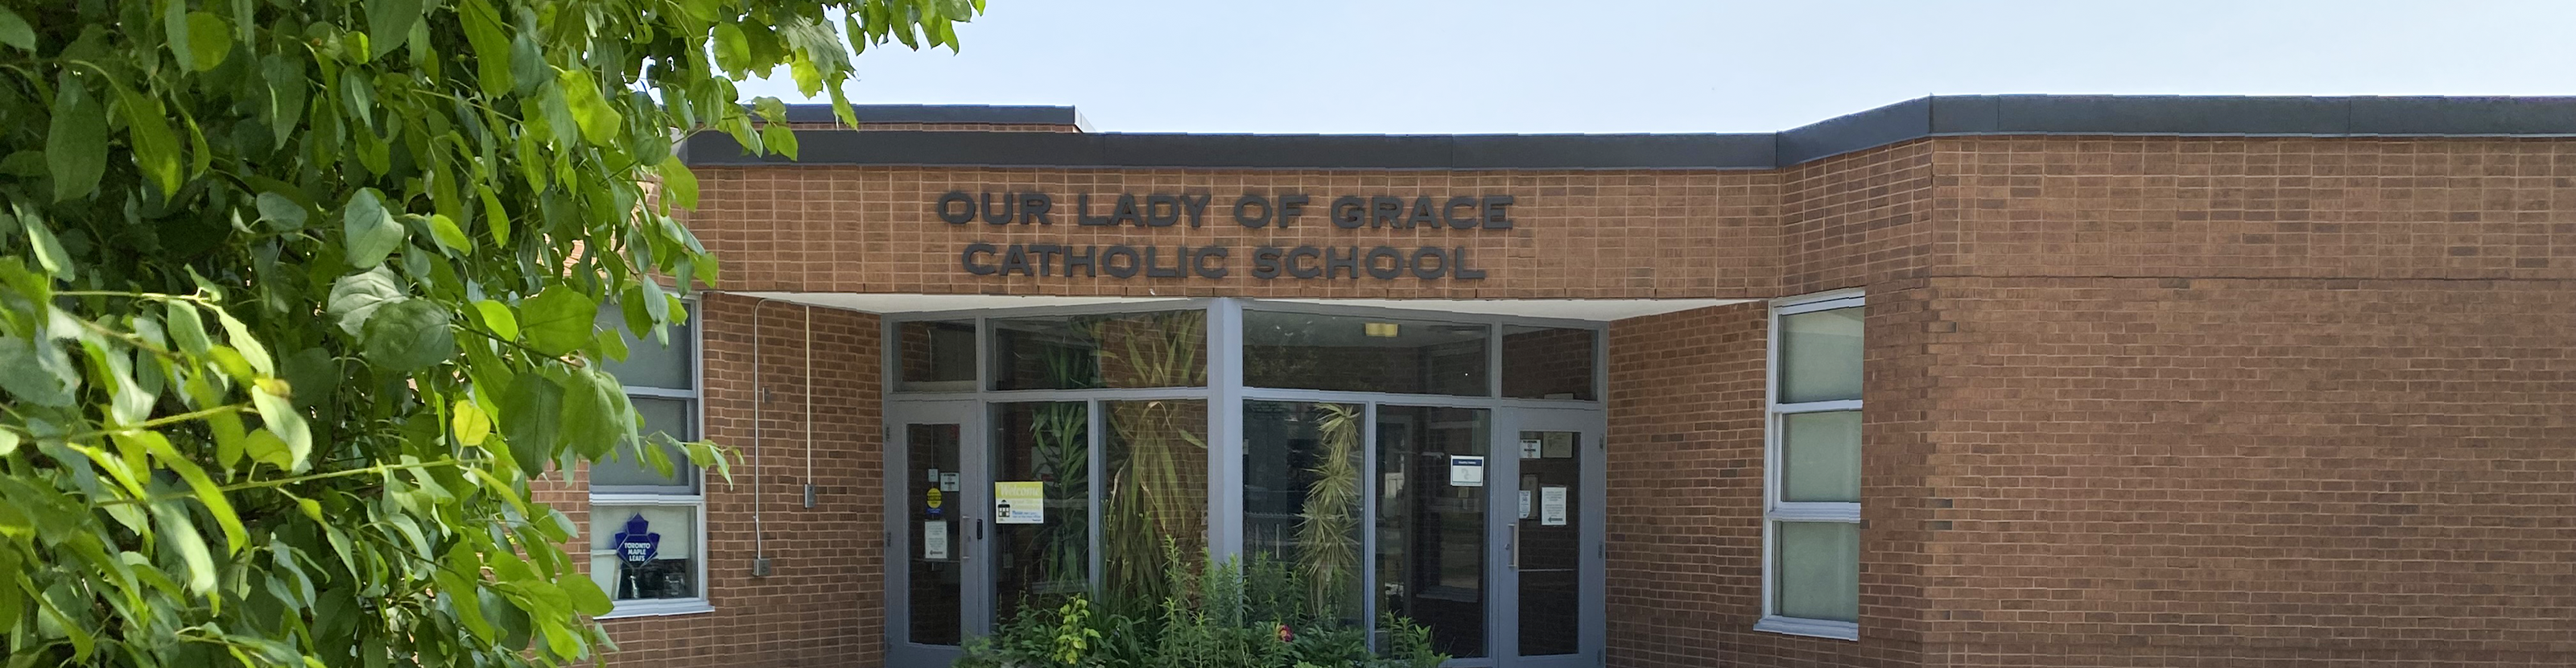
(613, 514, 661, 566)
(936, 191, 1520, 281)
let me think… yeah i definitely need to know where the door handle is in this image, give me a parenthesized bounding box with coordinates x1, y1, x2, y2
(1509, 523, 1520, 570)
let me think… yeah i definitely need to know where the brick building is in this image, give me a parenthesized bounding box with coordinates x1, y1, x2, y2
(580, 96, 2576, 668)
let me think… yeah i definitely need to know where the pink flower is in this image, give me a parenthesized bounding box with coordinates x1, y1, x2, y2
(1278, 624, 1293, 642)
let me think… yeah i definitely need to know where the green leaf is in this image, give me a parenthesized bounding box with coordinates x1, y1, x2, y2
(134, 431, 247, 551)
(499, 373, 563, 476)
(472, 299, 518, 340)
(46, 73, 106, 201)
(242, 429, 293, 470)
(155, 503, 218, 594)
(656, 156, 699, 209)
(212, 306, 275, 374)
(561, 571, 613, 616)
(452, 399, 491, 446)
(365, 0, 426, 58)
(255, 192, 309, 231)
(19, 209, 74, 280)
(712, 23, 750, 76)
(477, 185, 511, 246)
(427, 213, 469, 252)
(0, 7, 33, 52)
(458, 0, 513, 95)
(0, 334, 77, 407)
(327, 268, 408, 336)
(342, 188, 406, 268)
(165, 302, 213, 355)
(518, 287, 597, 356)
(555, 68, 623, 147)
(184, 12, 233, 71)
(559, 369, 623, 460)
(107, 78, 184, 195)
(759, 121, 799, 160)
(361, 299, 454, 372)
(250, 381, 309, 470)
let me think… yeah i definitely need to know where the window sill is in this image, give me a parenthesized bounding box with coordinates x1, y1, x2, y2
(597, 599, 714, 620)
(1754, 616, 1858, 641)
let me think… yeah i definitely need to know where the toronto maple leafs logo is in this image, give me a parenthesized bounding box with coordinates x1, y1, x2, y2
(613, 513, 661, 565)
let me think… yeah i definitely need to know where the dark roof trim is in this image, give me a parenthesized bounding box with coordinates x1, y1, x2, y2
(780, 104, 1085, 129)
(689, 95, 2576, 171)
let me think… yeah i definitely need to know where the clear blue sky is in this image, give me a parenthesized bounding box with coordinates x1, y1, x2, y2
(733, 0, 2576, 134)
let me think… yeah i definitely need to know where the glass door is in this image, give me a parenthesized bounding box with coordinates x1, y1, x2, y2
(1492, 407, 1606, 668)
(886, 401, 985, 668)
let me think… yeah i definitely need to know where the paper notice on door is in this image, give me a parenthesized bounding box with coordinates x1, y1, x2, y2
(1540, 486, 1569, 526)
(1520, 439, 1543, 459)
(939, 472, 960, 493)
(1519, 489, 1534, 519)
(1449, 456, 1485, 487)
(995, 481, 1045, 524)
(927, 468, 941, 483)
(923, 521, 951, 560)
(1543, 432, 1575, 459)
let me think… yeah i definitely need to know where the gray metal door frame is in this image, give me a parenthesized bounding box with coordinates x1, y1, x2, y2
(885, 399, 988, 668)
(1490, 406, 1608, 668)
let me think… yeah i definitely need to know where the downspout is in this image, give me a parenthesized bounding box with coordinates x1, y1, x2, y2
(751, 302, 768, 575)
(803, 305, 816, 508)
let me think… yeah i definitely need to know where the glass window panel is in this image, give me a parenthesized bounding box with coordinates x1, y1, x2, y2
(906, 423, 964, 645)
(898, 320, 977, 392)
(1101, 399, 1208, 612)
(1242, 400, 1365, 628)
(992, 311, 1207, 390)
(597, 307, 692, 390)
(1501, 326, 1596, 400)
(1774, 522, 1860, 622)
(992, 402, 1092, 614)
(589, 398, 696, 492)
(1781, 410, 1861, 503)
(1244, 311, 1489, 397)
(1517, 430, 1583, 656)
(590, 505, 697, 600)
(1376, 406, 1488, 658)
(1779, 307, 1864, 403)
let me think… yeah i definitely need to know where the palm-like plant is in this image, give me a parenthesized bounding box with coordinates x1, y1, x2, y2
(1298, 402, 1365, 625)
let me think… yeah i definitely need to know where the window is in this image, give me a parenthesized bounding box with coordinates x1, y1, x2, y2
(1243, 311, 1489, 396)
(1758, 291, 1863, 640)
(589, 305, 711, 616)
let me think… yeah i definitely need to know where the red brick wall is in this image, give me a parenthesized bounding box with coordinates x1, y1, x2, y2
(597, 294, 886, 668)
(682, 167, 1781, 299)
(1905, 278, 2575, 667)
(635, 134, 2575, 668)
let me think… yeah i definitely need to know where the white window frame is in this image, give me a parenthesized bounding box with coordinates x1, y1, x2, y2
(1756, 289, 1864, 641)
(592, 302, 714, 619)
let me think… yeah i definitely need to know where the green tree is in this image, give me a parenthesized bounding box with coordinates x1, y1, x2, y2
(0, 1, 980, 666)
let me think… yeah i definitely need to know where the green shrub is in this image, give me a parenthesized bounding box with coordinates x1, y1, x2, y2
(956, 544, 1453, 668)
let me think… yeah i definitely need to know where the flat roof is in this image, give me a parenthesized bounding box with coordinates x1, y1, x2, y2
(687, 95, 2576, 171)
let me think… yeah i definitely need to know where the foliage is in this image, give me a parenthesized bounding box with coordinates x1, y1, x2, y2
(0, 0, 980, 666)
(1092, 310, 1208, 613)
(1027, 400, 1089, 594)
(1295, 402, 1363, 624)
(956, 544, 1451, 668)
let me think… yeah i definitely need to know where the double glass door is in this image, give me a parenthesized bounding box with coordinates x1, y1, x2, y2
(1360, 405, 1603, 668)
(888, 400, 1602, 668)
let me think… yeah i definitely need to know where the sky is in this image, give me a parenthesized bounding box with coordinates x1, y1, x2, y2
(733, 0, 2576, 135)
